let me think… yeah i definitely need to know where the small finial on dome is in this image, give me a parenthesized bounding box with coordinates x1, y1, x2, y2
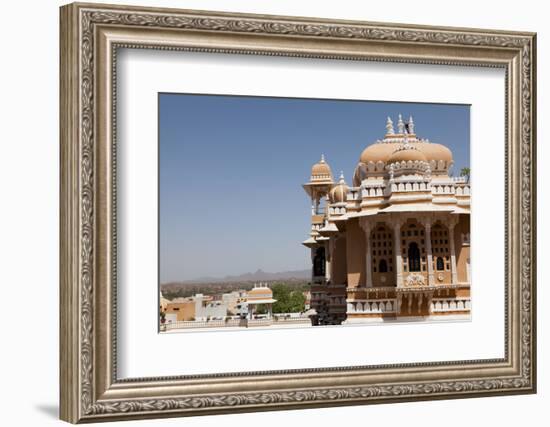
(320, 154, 325, 163)
(339, 171, 345, 183)
(397, 114, 405, 134)
(408, 115, 415, 134)
(386, 116, 394, 135)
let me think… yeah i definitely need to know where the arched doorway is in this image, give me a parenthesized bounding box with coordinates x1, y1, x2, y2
(407, 242, 421, 272)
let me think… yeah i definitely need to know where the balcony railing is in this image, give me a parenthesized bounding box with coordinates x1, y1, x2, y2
(430, 298, 471, 312)
(347, 299, 397, 314)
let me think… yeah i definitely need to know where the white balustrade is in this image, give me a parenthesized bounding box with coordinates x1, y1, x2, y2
(432, 184, 456, 195)
(348, 299, 397, 314)
(362, 186, 385, 198)
(389, 180, 430, 193)
(347, 190, 360, 201)
(329, 206, 347, 215)
(431, 298, 470, 312)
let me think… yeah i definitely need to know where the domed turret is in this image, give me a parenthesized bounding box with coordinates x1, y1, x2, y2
(329, 172, 349, 203)
(417, 144, 453, 163)
(310, 154, 333, 182)
(358, 115, 453, 170)
(360, 143, 398, 164)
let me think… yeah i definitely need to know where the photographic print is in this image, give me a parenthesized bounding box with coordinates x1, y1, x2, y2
(159, 94, 471, 332)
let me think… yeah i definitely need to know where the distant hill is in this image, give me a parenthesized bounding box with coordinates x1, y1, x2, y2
(164, 268, 310, 285)
(161, 269, 311, 299)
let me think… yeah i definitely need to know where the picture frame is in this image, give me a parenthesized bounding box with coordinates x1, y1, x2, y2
(59, 2, 537, 423)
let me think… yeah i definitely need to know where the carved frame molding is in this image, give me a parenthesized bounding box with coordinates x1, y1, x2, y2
(60, 2, 536, 423)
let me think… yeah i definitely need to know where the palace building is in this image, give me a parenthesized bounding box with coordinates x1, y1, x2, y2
(302, 115, 471, 325)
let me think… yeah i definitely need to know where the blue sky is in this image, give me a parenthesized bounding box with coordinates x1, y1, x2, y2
(159, 94, 470, 282)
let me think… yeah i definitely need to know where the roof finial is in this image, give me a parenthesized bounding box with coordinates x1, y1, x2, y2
(320, 153, 325, 163)
(386, 116, 394, 135)
(339, 171, 345, 183)
(397, 114, 405, 134)
(408, 115, 415, 134)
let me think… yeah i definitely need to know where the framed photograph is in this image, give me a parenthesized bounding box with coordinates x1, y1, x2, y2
(60, 2, 537, 423)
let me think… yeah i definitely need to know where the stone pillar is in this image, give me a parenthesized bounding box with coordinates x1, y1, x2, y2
(310, 248, 315, 282)
(325, 240, 332, 282)
(362, 220, 373, 287)
(424, 221, 435, 286)
(393, 221, 403, 287)
(449, 219, 458, 285)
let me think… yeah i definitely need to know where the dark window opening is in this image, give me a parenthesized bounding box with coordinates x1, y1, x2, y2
(379, 259, 388, 273)
(436, 257, 445, 271)
(313, 247, 326, 277)
(408, 242, 421, 272)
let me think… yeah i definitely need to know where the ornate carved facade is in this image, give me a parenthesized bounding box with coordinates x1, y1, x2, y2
(302, 115, 471, 325)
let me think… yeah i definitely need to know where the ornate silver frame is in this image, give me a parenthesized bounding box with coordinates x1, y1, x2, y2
(60, 2, 537, 423)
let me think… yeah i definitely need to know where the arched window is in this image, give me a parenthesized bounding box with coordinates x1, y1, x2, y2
(313, 247, 325, 277)
(408, 242, 421, 272)
(379, 259, 388, 273)
(436, 256, 444, 271)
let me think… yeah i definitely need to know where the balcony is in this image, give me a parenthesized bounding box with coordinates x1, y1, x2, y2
(347, 299, 397, 314)
(431, 298, 470, 312)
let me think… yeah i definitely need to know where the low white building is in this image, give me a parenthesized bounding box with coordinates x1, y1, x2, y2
(194, 294, 228, 321)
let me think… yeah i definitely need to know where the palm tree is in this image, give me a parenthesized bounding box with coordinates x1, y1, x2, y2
(460, 167, 471, 183)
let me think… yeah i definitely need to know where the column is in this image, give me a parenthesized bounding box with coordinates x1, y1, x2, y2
(449, 220, 458, 285)
(363, 220, 373, 287)
(393, 221, 403, 287)
(325, 240, 332, 283)
(424, 221, 435, 286)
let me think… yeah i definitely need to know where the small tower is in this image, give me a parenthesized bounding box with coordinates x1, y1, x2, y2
(303, 154, 334, 216)
(408, 115, 415, 134)
(397, 114, 405, 134)
(385, 116, 395, 136)
(329, 171, 349, 204)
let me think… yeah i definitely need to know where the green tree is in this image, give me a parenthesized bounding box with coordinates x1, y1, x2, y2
(272, 283, 306, 313)
(272, 283, 291, 313)
(460, 167, 471, 182)
(288, 291, 306, 312)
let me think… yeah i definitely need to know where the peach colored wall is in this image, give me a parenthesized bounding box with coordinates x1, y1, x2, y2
(455, 287, 471, 298)
(166, 301, 195, 321)
(345, 219, 365, 287)
(332, 236, 348, 285)
(455, 215, 471, 283)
